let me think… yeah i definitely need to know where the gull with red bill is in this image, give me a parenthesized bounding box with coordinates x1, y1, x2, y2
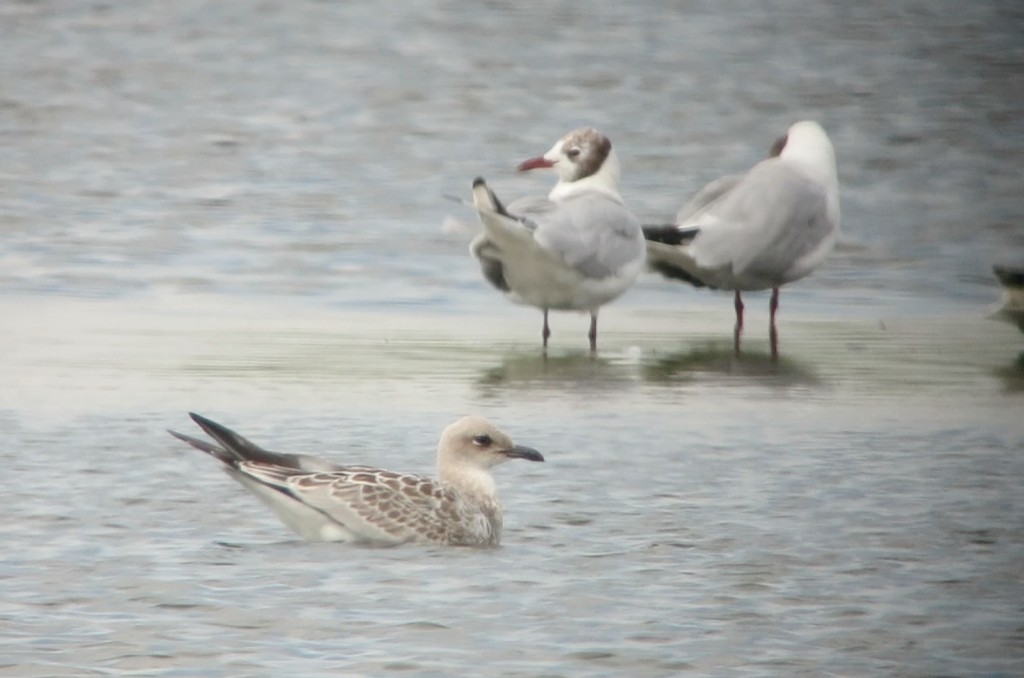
(467, 127, 646, 352)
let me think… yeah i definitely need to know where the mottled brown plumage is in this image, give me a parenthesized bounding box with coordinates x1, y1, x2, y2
(168, 413, 543, 547)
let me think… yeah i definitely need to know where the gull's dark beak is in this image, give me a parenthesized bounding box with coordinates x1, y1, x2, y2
(503, 444, 544, 462)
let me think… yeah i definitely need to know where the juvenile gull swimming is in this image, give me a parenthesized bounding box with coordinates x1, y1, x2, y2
(468, 127, 646, 352)
(644, 120, 840, 358)
(168, 413, 544, 547)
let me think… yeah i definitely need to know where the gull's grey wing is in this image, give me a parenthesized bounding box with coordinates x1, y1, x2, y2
(509, 192, 644, 279)
(675, 174, 745, 223)
(685, 159, 835, 283)
(505, 195, 554, 228)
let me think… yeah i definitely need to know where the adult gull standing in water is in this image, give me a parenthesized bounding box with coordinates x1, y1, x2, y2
(644, 120, 840, 358)
(468, 127, 646, 352)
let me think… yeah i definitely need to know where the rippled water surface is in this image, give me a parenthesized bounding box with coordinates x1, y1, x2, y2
(2, 1, 1023, 676)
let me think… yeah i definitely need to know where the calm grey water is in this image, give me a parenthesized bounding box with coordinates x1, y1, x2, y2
(2, 1, 1023, 676)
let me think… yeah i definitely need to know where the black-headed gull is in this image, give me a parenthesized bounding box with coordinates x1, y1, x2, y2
(168, 413, 544, 547)
(468, 127, 646, 352)
(644, 120, 840, 357)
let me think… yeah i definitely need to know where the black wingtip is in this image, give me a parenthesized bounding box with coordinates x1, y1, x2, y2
(642, 224, 676, 242)
(186, 412, 246, 455)
(181, 412, 287, 467)
(188, 411, 230, 439)
(642, 224, 700, 246)
(168, 427, 234, 462)
(472, 177, 511, 217)
(188, 411, 237, 438)
(647, 261, 711, 289)
(994, 265, 1024, 288)
(188, 411, 209, 426)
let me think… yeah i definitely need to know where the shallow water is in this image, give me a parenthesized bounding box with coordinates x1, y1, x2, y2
(2, 1, 1024, 676)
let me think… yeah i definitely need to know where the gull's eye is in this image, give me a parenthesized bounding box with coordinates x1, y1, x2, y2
(565, 146, 581, 159)
(472, 434, 493, 446)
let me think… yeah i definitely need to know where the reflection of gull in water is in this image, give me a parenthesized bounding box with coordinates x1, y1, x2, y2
(641, 343, 821, 387)
(474, 344, 820, 395)
(644, 121, 839, 359)
(477, 351, 635, 392)
(992, 265, 1024, 334)
(168, 413, 543, 547)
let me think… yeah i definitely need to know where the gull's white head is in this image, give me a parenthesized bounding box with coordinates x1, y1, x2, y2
(517, 127, 621, 190)
(770, 120, 837, 188)
(437, 416, 544, 472)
